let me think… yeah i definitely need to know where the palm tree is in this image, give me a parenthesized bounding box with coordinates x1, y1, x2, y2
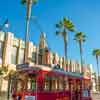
(92, 49, 100, 91)
(55, 17, 75, 63)
(74, 32, 86, 73)
(21, 0, 38, 63)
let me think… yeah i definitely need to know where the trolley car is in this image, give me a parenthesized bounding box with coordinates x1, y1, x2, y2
(12, 64, 91, 100)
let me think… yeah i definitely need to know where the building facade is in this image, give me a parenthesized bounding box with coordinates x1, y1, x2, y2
(0, 31, 83, 73)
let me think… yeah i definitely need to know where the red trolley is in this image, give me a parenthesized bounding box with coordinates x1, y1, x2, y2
(12, 64, 92, 100)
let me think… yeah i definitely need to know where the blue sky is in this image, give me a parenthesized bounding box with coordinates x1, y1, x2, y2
(0, 0, 100, 73)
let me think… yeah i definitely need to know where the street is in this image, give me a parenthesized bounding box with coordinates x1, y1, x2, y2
(0, 92, 100, 100)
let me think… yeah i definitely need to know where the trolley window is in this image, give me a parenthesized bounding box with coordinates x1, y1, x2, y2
(16, 79, 24, 92)
(44, 76, 50, 91)
(27, 78, 36, 91)
(44, 76, 68, 92)
(16, 73, 37, 92)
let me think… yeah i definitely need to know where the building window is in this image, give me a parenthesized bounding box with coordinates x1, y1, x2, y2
(19, 48, 24, 64)
(10, 46, 17, 64)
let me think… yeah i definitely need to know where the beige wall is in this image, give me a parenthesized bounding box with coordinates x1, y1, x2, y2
(0, 31, 89, 74)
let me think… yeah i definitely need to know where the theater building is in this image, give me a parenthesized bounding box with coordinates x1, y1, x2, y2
(0, 31, 96, 98)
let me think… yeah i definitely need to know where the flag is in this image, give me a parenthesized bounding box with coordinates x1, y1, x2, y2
(4, 19, 9, 28)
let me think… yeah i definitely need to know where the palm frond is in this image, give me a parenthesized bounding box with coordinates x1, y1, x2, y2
(33, 0, 38, 4)
(92, 49, 100, 56)
(21, 0, 26, 4)
(68, 24, 75, 32)
(55, 31, 62, 36)
(56, 23, 60, 28)
(83, 38, 86, 42)
(74, 32, 86, 42)
(73, 37, 77, 41)
(63, 17, 75, 32)
(21, 0, 38, 5)
(56, 21, 63, 29)
(63, 17, 68, 23)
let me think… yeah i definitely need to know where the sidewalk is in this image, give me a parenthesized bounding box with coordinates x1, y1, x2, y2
(91, 92, 100, 100)
(0, 92, 12, 100)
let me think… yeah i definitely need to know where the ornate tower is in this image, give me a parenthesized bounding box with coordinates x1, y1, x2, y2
(39, 33, 49, 65)
(39, 33, 47, 49)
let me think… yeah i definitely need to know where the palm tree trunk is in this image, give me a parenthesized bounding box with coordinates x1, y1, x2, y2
(64, 35, 67, 60)
(63, 30, 67, 71)
(63, 29, 67, 60)
(96, 55, 100, 91)
(79, 41, 83, 73)
(24, 0, 32, 63)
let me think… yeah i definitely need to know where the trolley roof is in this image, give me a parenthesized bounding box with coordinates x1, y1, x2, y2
(16, 64, 83, 78)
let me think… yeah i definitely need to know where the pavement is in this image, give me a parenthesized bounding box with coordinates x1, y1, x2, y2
(91, 92, 100, 100)
(0, 92, 12, 100)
